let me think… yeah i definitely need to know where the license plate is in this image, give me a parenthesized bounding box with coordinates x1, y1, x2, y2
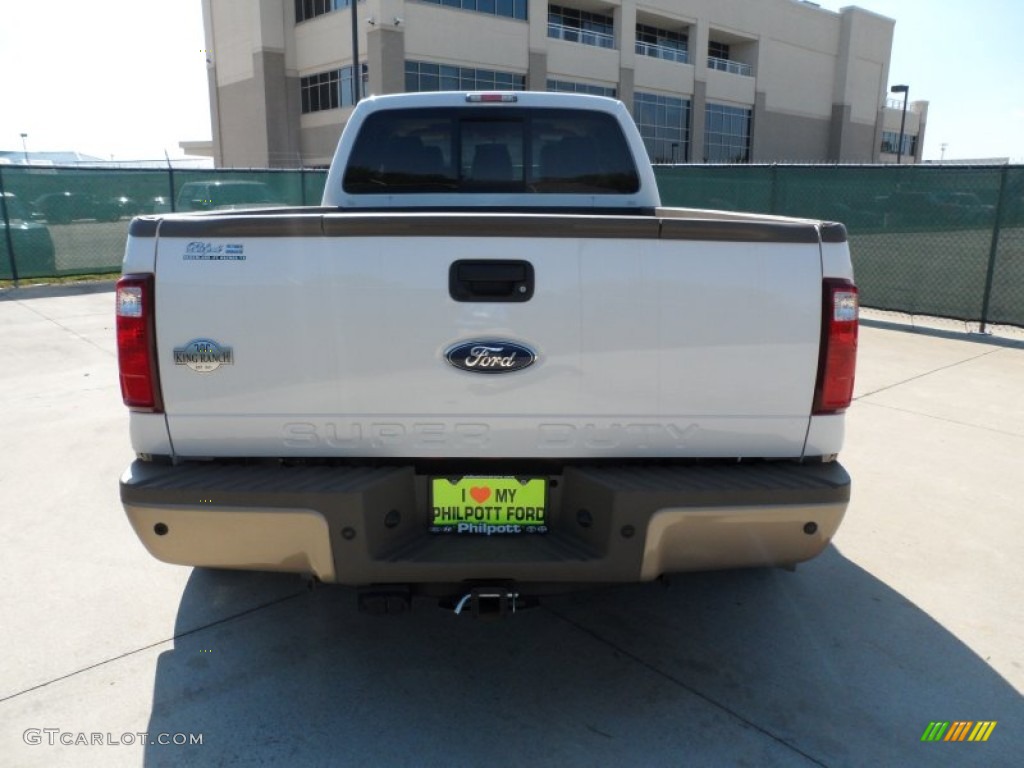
(430, 477, 547, 535)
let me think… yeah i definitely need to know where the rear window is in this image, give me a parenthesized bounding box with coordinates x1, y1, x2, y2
(342, 107, 640, 195)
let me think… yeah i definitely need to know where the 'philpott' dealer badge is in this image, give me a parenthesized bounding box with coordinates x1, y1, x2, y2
(173, 339, 234, 373)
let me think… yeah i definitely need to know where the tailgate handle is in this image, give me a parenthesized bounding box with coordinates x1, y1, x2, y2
(449, 260, 534, 302)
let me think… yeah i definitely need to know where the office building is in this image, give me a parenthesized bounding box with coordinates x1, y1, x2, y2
(201, 0, 926, 167)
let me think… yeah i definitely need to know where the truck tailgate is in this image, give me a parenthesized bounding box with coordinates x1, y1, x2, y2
(152, 213, 823, 459)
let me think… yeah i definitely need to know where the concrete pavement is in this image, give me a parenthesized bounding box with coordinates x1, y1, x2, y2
(0, 287, 1021, 767)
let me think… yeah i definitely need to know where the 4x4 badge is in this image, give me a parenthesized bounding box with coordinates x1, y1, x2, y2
(173, 339, 234, 373)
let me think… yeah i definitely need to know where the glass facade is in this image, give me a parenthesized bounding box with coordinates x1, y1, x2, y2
(404, 61, 526, 92)
(417, 0, 527, 20)
(707, 40, 752, 75)
(881, 131, 918, 157)
(708, 40, 731, 60)
(547, 79, 616, 98)
(300, 64, 367, 114)
(633, 92, 690, 164)
(294, 0, 354, 24)
(635, 23, 688, 63)
(548, 5, 615, 49)
(704, 103, 752, 163)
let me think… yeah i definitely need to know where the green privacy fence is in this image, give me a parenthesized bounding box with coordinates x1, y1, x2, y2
(0, 166, 328, 281)
(2, 163, 1022, 328)
(655, 164, 1024, 330)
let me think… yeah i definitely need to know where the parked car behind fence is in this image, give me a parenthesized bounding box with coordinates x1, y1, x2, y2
(1, 193, 56, 279)
(175, 180, 279, 212)
(32, 191, 137, 224)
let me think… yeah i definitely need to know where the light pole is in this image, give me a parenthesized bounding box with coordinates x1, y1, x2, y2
(890, 84, 909, 164)
(350, 0, 360, 105)
(20, 133, 28, 164)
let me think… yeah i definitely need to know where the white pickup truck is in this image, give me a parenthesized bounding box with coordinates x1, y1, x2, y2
(117, 92, 857, 614)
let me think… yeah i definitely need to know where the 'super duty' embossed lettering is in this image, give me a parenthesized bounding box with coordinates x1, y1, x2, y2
(283, 422, 490, 449)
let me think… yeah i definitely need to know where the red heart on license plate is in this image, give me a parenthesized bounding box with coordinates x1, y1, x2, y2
(470, 486, 491, 503)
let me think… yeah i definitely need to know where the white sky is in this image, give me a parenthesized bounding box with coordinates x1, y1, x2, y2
(0, 0, 210, 161)
(1, 0, 1021, 162)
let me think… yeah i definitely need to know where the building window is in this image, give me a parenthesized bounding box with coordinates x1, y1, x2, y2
(295, 0, 355, 24)
(548, 5, 615, 49)
(405, 61, 525, 92)
(704, 103, 751, 163)
(881, 131, 917, 156)
(300, 64, 367, 114)
(416, 0, 527, 20)
(708, 41, 730, 60)
(340, 64, 369, 107)
(301, 70, 338, 114)
(635, 23, 688, 64)
(634, 92, 690, 164)
(707, 40, 752, 76)
(547, 79, 616, 98)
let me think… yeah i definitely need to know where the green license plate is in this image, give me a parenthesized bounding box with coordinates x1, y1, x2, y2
(430, 477, 548, 535)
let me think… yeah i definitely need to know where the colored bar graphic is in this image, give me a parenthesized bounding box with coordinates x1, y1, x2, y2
(921, 722, 949, 742)
(968, 722, 997, 742)
(945, 721, 972, 741)
(921, 720, 996, 743)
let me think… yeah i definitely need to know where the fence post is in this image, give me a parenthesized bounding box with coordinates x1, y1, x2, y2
(0, 165, 20, 285)
(165, 154, 177, 213)
(979, 165, 1009, 333)
(300, 166, 307, 206)
(769, 163, 779, 214)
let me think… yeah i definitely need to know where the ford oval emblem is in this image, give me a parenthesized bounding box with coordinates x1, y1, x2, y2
(445, 340, 537, 374)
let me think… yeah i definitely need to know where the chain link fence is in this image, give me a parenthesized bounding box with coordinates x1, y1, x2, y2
(655, 164, 1024, 330)
(0, 166, 328, 280)
(2, 163, 1021, 329)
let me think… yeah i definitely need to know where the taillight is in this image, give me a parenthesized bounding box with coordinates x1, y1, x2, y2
(116, 274, 162, 412)
(813, 279, 858, 414)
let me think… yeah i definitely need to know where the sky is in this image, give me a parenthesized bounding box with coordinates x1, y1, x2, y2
(0, 0, 1022, 162)
(814, 0, 1024, 161)
(0, 0, 210, 161)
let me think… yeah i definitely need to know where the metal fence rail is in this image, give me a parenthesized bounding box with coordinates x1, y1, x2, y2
(2, 163, 1022, 329)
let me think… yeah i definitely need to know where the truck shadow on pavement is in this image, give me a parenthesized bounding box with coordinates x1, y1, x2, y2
(142, 549, 1023, 767)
